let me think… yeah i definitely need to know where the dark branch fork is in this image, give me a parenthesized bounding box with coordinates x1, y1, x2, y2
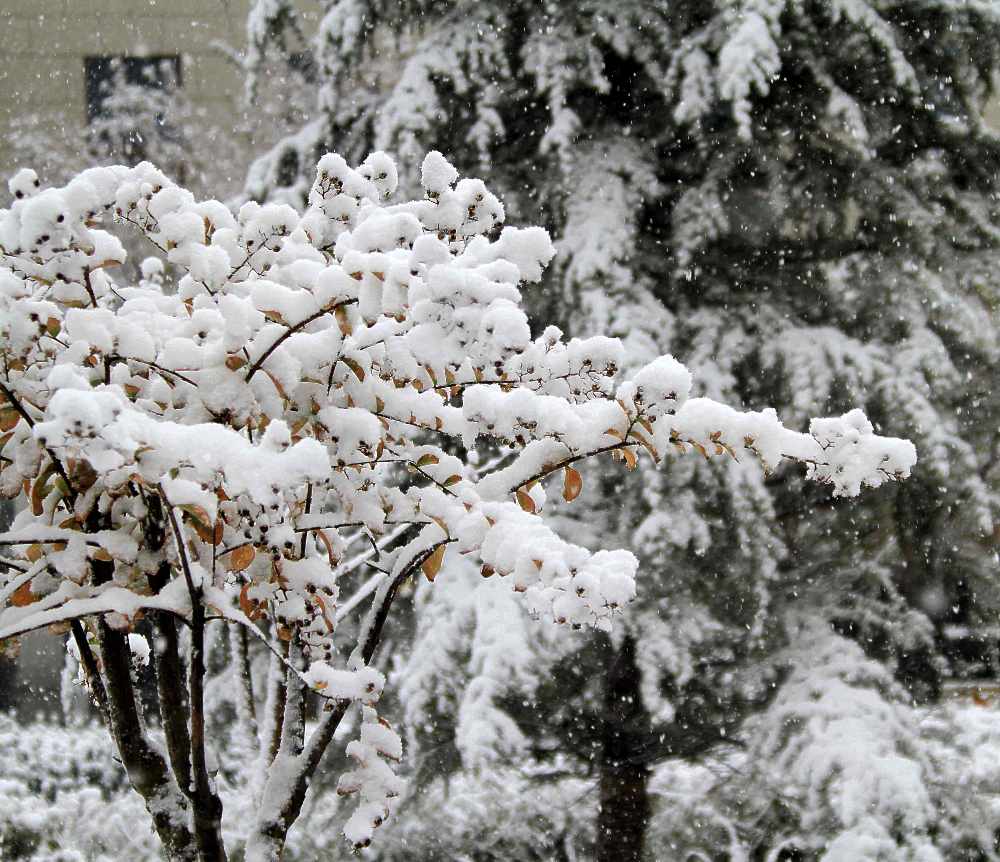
(163, 492, 229, 860)
(247, 539, 453, 855)
(244, 298, 358, 381)
(0, 380, 74, 492)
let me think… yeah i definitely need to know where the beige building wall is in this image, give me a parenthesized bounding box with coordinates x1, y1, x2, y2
(0, 0, 324, 185)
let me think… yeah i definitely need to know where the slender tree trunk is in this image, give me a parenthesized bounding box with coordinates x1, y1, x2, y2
(0, 501, 16, 713)
(596, 634, 650, 862)
(98, 616, 199, 861)
(244, 543, 443, 861)
(89, 508, 198, 861)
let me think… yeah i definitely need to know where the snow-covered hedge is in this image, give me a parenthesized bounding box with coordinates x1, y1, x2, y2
(647, 629, 1000, 860)
(0, 716, 156, 861)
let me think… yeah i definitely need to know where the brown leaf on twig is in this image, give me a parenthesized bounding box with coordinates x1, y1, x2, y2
(562, 466, 583, 502)
(421, 544, 446, 582)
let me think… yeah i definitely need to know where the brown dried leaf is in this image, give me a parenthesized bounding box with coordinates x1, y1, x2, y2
(11, 581, 37, 607)
(31, 464, 55, 516)
(0, 408, 20, 432)
(264, 370, 289, 401)
(239, 583, 262, 621)
(515, 488, 537, 514)
(630, 429, 660, 463)
(313, 592, 335, 631)
(335, 305, 352, 336)
(343, 357, 365, 382)
(263, 309, 288, 325)
(228, 544, 256, 573)
(181, 505, 215, 543)
(315, 529, 339, 567)
(421, 543, 446, 582)
(562, 466, 583, 503)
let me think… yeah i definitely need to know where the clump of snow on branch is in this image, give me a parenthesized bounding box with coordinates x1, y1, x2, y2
(337, 705, 405, 848)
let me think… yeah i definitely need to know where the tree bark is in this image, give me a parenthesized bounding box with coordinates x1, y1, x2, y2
(97, 616, 199, 862)
(188, 597, 229, 862)
(596, 634, 650, 862)
(89, 508, 198, 862)
(149, 562, 193, 798)
(161, 497, 229, 862)
(244, 543, 445, 861)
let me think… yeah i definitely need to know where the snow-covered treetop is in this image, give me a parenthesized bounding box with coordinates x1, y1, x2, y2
(0, 151, 914, 847)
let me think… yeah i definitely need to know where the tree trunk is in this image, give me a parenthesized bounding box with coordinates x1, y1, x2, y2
(596, 634, 650, 862)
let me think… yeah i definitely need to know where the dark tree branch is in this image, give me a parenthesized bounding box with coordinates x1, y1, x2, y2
(248, 541, 449, 857)
(149, 562, 193, 800)
(143, 495, 193, 799)
(266, 639, 289, 766)
(162, 495, 228, 861)
(244, 299, 357, 381)
(0, 380, 74, 494)
(70, 619, 108, 722)
(233, 624, 259, 739)
(98, 615, 199, 862)
(110, 354, 200, 387)
(84, 508, 198, 860)
(299, 483, 312, 559)
(278, 640, 307, 758)
(188, 590, 228, 861)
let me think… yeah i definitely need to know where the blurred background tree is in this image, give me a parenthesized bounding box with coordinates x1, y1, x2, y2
(244, 1, 1000, 858)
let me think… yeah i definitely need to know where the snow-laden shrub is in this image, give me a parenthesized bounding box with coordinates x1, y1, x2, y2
(0, 151, 914, 859)
(374, 766, 597, 861)
(646, 625, 1000, 861)
(0, 716, 157, 861)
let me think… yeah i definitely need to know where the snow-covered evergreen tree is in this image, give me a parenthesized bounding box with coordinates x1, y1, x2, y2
(241, 2, 1000, 857)
(647, 623, 1000, 860)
